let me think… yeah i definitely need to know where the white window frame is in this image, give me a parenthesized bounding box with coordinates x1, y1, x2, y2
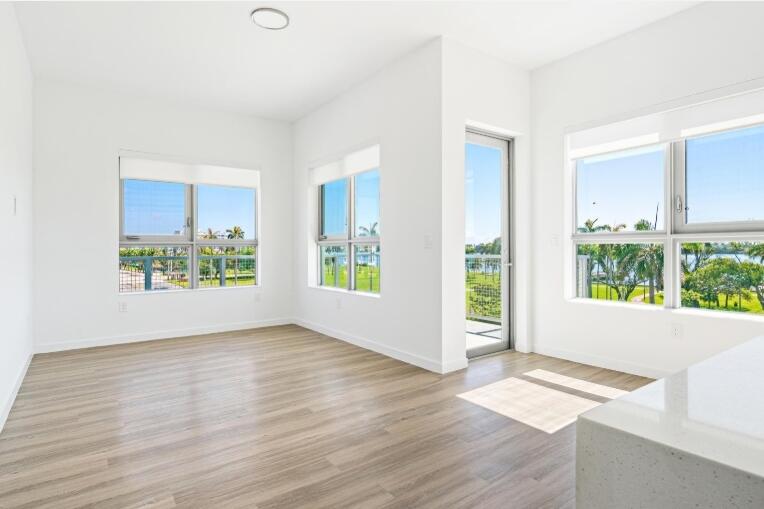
(317, 169, 380, 293)
(571, 123, 764, 313)
(119, 179, 259, 292)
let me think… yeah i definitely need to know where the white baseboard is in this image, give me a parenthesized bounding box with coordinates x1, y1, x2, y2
(533, 344, 672, 380)
(293, 318, 462, 374)
(37, 316, 466, 375)
(35, 318, 293, 354)
(0, 351, 33, 435)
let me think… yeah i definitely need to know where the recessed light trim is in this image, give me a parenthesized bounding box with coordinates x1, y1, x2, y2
(251, 7, 289, 30)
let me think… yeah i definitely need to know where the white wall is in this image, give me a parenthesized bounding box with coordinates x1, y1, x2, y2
(530, 3, 764, 378)
(441, 38, 531, 363)
(33, 80, 294, 352)
(292, 38, 530, 373)
(292, 40, 447, 372)
(0, 4, 34, 430)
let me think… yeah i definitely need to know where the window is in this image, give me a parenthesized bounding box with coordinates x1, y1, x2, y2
(573, 123, 764, 316)
(680, 242, 764, 314)
(576, 243, 664, 305)
(122, 179, 189, 239)
(680, 125, 764, 228)
(317, 168, 380, 293)
(119, 178, 257, 292)
(576, 146, 665, 233)
(574, 146, 667, 306)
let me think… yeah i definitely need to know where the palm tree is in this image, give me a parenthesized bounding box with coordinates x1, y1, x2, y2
(226, 226, 245, 284)
(358, 222, 378, 237)
(748, 243, 764, 263)
(226, 226, 245, 239)
(201, 227, 220, 239)
(634, 218, 663, 304)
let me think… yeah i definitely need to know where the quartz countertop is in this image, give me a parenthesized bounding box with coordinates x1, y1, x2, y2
(579, 336, 764, 479)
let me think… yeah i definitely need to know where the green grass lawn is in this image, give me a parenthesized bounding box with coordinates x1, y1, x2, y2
(465, 271, 501, 319)
(198, 272, 256, 288)
(321, 265, 380, 293)
(587, 283, 764, 314)
(687, 292, 764, 314)
(355, 265, 380, 293)
(589, 283, 659, 304)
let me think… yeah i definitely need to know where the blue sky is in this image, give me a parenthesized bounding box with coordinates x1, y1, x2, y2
(123, 180, 255, 238)
(577, 146, 664, 231)
(197, 185, 255, 238)
(465, 143, 502, 244)
(577, 124, 764, 230)
(686, 124, 764, 223)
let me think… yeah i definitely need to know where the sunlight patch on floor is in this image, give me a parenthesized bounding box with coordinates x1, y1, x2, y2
(524, 369, 629, 399)
(458, 377, 601, 433)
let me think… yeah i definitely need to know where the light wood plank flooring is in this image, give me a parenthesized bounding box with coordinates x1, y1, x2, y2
(0, 325, 651, 508)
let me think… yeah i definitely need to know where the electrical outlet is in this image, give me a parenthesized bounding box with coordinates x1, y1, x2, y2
(423, 234, 433, 250)
(670, 322, 683, 338)
(118, 301, 128, 313)
(336, 297, 342, 310)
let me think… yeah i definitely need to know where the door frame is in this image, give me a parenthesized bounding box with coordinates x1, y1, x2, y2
(465, 129, 514, 358)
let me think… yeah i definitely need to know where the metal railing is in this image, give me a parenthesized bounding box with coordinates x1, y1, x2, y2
(198, 255, 256, 288)
(119, 255, 189, 292)
(465, 254, 501, 323)
(119, 254, 255, 291)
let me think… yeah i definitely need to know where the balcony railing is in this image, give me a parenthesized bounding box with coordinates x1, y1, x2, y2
(119, 254, 255, 292)
(465, 254, 501, 323)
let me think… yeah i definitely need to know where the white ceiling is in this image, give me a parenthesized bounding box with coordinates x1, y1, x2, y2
(14, 1, 695, 121)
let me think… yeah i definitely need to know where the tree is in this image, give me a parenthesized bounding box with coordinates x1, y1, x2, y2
(358, 222, 378, 237)
(685, 258, 747, 309)
(225, 226, 245, 284)
(593, 242, 642, 302)
(634, 219, 663, 303)
(226, 226, 244, 239)
(740, 262, 764, 311)
(748, 243, 764, 263)
(681, 243, 713, 274)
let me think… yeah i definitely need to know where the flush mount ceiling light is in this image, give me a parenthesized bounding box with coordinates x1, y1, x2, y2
(251, 7, 289, 30)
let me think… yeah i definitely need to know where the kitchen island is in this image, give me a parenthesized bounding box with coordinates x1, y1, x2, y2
(577, 337, 764, 508)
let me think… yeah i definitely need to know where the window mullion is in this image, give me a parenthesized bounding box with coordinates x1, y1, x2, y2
(348, 176, 355, 291)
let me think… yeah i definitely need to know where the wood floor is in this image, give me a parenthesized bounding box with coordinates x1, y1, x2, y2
(0, 325, 651, 509)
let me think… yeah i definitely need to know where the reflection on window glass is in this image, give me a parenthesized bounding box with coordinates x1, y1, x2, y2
(686, 125, 764, 224)
(123, 180, 186, 236)
(576, 146, 664, 233)
(680, 242, 764, 314)
(320, 245, 348, 288)
(354, 244, 380, 293)
(321, 179, 348, 237)
(576, 243, 664, 305)
(354, 170, 380, 237)
(197, 185, 256, 240)
(198, 246, 256, 288)
(118, 246, 189, 292)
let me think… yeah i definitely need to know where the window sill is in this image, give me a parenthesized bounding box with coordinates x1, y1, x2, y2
(568, 298, 764, 322)
(308, 285, 381, 299)
(567, 297, 663, 312)
(119, 285, 260, 295)
(670, 307, 764, 322)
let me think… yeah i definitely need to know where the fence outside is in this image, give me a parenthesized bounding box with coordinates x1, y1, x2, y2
(465, 254, 501, 323)
(119, 254, 255, 292)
